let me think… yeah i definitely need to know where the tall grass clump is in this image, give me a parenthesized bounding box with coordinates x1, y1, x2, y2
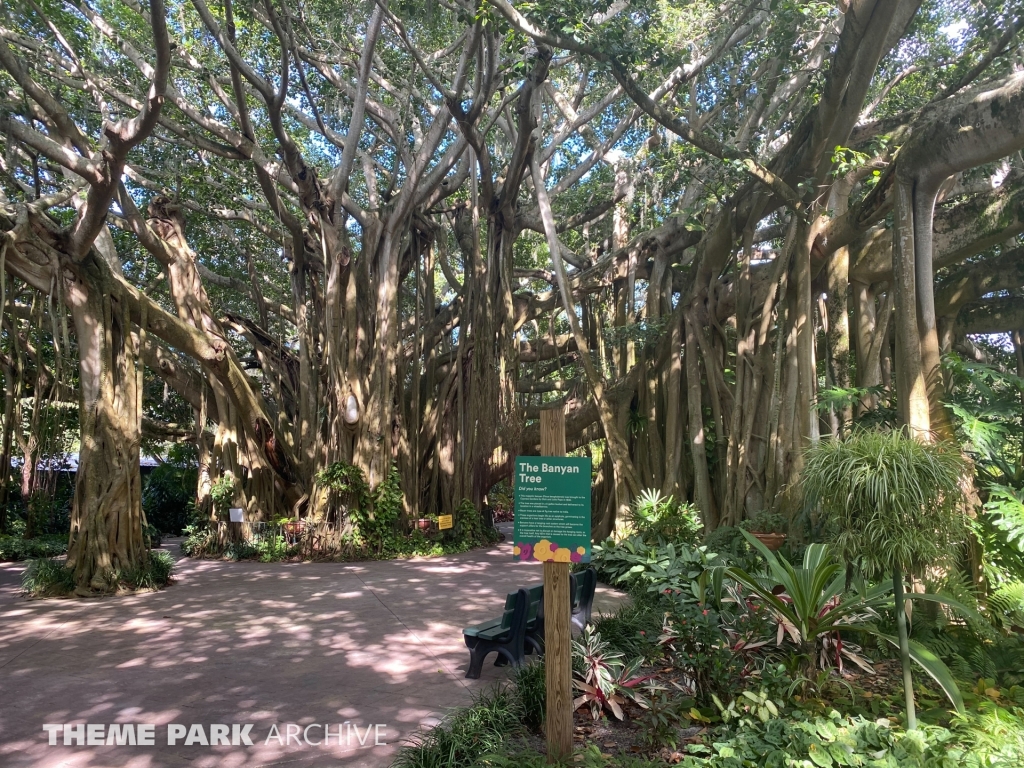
(118, 549, 175, 590)
(22, 558, 76, 597)
(392, 685, 524, 768)
(510, 659, 546, 730)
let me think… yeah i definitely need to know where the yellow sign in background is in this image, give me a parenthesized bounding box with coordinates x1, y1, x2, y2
(437, 514, 453, 530)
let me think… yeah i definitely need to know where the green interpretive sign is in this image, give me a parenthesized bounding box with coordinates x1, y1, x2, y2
(512, 456, 592, 563)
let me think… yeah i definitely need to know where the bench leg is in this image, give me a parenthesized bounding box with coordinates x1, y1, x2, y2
(495, 647, 523, 669)
(466, 644, 489, 679)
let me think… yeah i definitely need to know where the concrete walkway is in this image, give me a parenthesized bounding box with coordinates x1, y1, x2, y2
(0, 527, 624, 767)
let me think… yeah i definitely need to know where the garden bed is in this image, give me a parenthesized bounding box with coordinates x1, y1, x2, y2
(392, 491, 1024, 768)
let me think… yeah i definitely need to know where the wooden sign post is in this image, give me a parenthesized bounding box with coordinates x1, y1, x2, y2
(513, 406, 591, 763)
(540, 407, 572, 763)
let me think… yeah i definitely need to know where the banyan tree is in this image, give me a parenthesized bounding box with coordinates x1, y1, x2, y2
(1, 0, 1022, 592)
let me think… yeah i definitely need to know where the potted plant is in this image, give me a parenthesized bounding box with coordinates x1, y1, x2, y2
(414, 517, 434, 532)
(278, 517, 305, 545)
(739, 511, 787, 550)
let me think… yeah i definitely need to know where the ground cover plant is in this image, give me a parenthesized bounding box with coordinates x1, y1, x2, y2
(392, 581, 1024, 768)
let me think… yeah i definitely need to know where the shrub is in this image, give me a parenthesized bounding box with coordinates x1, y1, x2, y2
(591, 598, 665, 662)
(703, 525, 760, 570)
(180, 523, 214, 557)
(225, 536, 296, 562)
(628, 489, 704, 545)
(0, 533, 68, 561)
(591, 535, 720, 603)
(183, 471, 496, 562)
(738, 509, 786, 534)
(209, 473, 237, 517)
(658, 601, 742, 703)
(452, 498, 483, 543)
(366, 466, 403, 554)
(318, 462, 412, 555)
(22, 557, 76, 597)
(720, 530, 971, 719)
(27, 490, 73, 536)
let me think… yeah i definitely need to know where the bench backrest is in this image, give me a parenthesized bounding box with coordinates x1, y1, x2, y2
(501, 572, 596, 631)
(500, 584, 544, 629)
(494, 587, 531, 640)
(573, 567, 596, 610)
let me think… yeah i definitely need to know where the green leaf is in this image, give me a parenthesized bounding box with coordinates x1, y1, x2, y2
(873, 631, 965, 714)
(903, 591, 990, 628)
(808, 743, 834, 767)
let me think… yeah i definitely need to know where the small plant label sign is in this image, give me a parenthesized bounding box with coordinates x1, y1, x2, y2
(437, 514, 453, 530)
(228, 508, 244, 523)
(513, 456, 592, 563)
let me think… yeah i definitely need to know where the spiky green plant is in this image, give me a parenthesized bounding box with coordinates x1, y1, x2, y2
(802, 430, 967, 579)
(720, 530, 966, 717)
(801, 429, 968, 729)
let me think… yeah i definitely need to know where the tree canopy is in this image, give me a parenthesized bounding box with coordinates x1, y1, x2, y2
(1, 0, 1023, 592)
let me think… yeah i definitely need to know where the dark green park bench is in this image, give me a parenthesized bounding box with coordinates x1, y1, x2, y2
(463, 587, 540, 679)
(462, 568, 598, 678)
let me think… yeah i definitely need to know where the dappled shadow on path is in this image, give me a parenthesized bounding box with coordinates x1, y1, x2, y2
(0, 536, 624, 767)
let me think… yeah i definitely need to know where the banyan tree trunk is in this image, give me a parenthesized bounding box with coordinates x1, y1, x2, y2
(141, 197, 302, 519)
(65, 264, 145, 594)
(0, 372, 13, 530)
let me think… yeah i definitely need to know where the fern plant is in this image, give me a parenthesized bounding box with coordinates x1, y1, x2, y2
(967, 490, 1024, 591)
(943, 353, 1024, 585)
(990, 581, 1024, 631)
